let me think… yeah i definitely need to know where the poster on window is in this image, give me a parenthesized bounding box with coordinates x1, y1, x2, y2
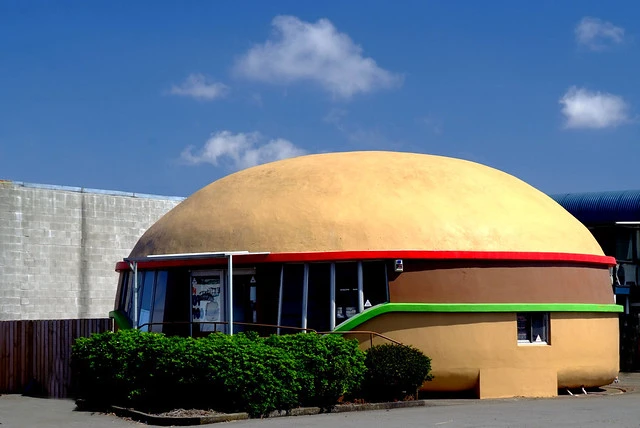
(516, 314, 529, 341)
(191, 274, 224, 332)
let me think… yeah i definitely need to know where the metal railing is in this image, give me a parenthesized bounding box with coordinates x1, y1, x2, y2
(319, 330, 405, 348)
(135, 321, 404, 348)
(137, 320, 317, 334)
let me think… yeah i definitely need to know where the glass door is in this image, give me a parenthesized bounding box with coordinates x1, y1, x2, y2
(190, 270, 225, 334)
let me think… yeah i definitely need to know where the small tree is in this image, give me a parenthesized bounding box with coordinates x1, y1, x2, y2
(363, 344, 433, 401)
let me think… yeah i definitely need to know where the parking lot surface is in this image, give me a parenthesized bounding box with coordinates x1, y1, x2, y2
(1, 373, 639, 428)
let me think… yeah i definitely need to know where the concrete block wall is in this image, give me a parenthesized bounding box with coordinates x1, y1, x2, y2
(0, 181, 184, 320)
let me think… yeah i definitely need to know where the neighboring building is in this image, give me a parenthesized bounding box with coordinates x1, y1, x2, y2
(111, 151, 621, 399)
(552, 191, 640, 371)
(0, 180, 183, 320)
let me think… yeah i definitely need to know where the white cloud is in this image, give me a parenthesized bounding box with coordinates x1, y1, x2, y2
(421, 115, 444, 135)
(170, 74, 229, 100)
(234, 15, 402, 98)
(559, 86, 630, 129)
(181, 130, 307, 170)
(575, 17, 625, 51)
(323, 108, 348, 131)
(322, 108, 403, 149)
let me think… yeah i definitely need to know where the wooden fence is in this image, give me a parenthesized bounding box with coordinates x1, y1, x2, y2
(0, 318, 113, 398)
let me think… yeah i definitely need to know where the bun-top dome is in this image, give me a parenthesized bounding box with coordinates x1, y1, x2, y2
(129, 151, 603, 257)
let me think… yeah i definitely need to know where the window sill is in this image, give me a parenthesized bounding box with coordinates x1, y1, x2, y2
(517, 341, 550, 346)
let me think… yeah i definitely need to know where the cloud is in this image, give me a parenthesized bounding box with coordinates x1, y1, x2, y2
(181, 130, 307, 170)
(575, 17, 625, 51)
(323, 108, 349, 131)
(559, 86, 630, 129)
(170, 74, 229, 100)
(234, 15, 402, 98)
(420, 115, 444, 135)
(322, 108, 404, 150)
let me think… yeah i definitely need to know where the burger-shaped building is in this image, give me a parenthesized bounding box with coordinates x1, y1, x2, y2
(112, 151, 621, 399)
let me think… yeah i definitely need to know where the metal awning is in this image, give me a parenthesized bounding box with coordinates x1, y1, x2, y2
(124, 250, 270, 263)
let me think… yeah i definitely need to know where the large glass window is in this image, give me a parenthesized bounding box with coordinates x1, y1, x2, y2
(116, 271, 129, 311)
(362, 262, 388, 308)
(138, 271, 156, 332)
(280, 264, 304, 329)
(307, 264, 331, 332)
(335, 263, 359, 323)
(616, 229, 634, 262)
(191, 271, 224, 334)
(517, 313, 549, 344)
(150, 271, 168, 332)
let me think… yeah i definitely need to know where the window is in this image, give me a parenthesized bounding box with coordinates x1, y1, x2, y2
(307, 263, 331, 331)
(335, 263, 359, 322)
(517, 313, 549, 344)
(150, 271, 168, 332)
(138, 271, 156, 332)
(280, 264, 304, 329)
(362, 262, 388, 308)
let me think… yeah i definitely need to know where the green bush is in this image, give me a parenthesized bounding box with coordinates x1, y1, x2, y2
(362, 344, 433, 401)
(71, 330, 365, 416)
(265, 333, 366, 408)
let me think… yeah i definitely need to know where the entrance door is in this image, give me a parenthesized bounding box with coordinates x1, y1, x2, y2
(190, 270, 225, 334)
(232, 272, 257, 333)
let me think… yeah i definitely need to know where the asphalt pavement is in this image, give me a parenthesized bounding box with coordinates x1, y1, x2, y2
(1, 373, 640, 428)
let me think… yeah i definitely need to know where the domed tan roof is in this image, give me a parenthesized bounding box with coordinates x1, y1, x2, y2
(130, 151, 603, 257)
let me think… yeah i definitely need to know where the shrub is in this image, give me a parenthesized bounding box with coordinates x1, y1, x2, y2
(265, 333, 366, 408)
(71, 330, 365, 416)
(362, 344, 433, 401)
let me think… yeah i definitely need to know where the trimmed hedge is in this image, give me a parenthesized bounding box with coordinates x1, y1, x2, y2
(71, 330, 365, 416)
(265, 333, 366, 408)
(363, 344, 433, 401)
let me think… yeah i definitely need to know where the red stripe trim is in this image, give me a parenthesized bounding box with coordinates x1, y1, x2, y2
(115, 250, 616, 271)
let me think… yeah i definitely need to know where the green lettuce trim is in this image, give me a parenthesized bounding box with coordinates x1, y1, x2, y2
(334, 302, 623, 332)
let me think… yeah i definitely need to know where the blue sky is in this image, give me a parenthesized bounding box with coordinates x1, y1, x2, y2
(1, 1, 638, 197)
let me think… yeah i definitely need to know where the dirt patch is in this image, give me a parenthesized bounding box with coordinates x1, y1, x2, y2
(152, 408, 223, 418)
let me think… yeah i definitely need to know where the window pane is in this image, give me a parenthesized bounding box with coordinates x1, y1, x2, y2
(191, 272, 224, 334)
(117, 272, 129, 311)
(362, 262, 388, 308)
(531, 313, 548, 343)
(335, 263, 359, 322)
(162, 270, 191, 337)
(151, 271, 168, 333)
(517, 314, 530, 341)
(281, 264, 304, 329)
(125, 272, 135, 321)
(616, 230, 633, 261)
(307, 264, 331, 332)
(138, 271, 156, 332)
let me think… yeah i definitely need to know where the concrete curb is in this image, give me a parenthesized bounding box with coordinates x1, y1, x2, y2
(110, 399, 441, 426)
(110, 406, 248, 426)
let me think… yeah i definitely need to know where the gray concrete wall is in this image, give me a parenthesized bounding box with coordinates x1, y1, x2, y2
(0, 181, 184, 320)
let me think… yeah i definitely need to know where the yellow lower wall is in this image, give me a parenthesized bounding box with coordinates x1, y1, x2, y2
(348, 312, 619, 398)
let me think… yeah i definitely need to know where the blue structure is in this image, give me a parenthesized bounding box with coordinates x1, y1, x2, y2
(552, 190, 640, 225)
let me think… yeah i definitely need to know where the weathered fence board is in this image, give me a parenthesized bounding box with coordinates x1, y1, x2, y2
(0, 318, 112, 398)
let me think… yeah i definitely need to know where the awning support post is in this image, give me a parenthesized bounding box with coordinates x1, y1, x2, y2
(128, 261, 138, 327)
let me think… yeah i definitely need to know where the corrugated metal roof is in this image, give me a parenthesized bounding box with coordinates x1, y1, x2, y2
(551, 190, 640, 224)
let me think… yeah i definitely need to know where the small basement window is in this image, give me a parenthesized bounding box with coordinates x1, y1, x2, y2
(517, 313, 549, 344)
